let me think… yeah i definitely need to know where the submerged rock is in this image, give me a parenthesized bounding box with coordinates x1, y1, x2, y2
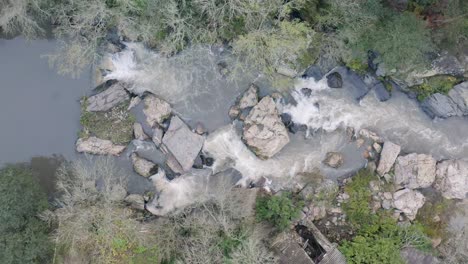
(434, 159, 468, 199)
(162, 116, 205, 172)
(86, 82, 129, 112)
(323, 152, 344, 168)
(377, 141, 401, 176)
(326, 72, 343, 88)
(421, 93, 463, 119)
(143, 94, 171, 127)
(394, 153, 436, 189)
(76, 137, 126, 156)
(393, 188, 425, 220)
(131, 153, 158, 177)
(238, 84, 259, 109)
(243, 96, 290, 159)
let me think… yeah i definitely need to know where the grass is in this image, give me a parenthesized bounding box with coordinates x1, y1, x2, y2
(346, 59, 369, 75)
(415, 195, 456, 240)
(80, 98, 135, 145)
(412, 75, 459, 101)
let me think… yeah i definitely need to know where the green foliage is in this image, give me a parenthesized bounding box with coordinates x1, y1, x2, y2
(256, 191, 304, 231)
(416, 196, 455, 239)
(80, 98, 135, 144)
(412, 75, 459, 101)
(340, 169, 432, 264)
(432, 0, 468, 53)
(0, 165, 52, 264)
(347, 59, 369, 75)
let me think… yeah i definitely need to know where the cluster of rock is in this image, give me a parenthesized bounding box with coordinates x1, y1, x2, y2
(230, 84, 290, 159)
(422, 81, 468, 119)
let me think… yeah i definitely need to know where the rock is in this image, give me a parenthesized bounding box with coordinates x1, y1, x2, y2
(326, 72, 343, 88)
(323, 152, 344, 168)
(143, 94, 171, 127)
(382, 200, 392, 210)
(238, 84, 259, 109)
(165, 152, 185, 174)
(127, 96, 141, 110)
(369, 181, 380, 192)
(86, 82, 129, 112)
(276, 66, 297, 78)
(383, 192, 393, 200)
(421, 93, 463, 119)
(201, 155, 214, 167)
(434, 159, 468, 199)
(124, 194, 145, 210)
(228, 105, 240, 119)
(192, 155, 204, 169)
(76, 137, 125, 156)
(302, 65, 324, 81)
(243, 96, 290, 159)
(431, 237, 442, 248)
(238, 108, 251, 121)
(394, 153, 436, 189)
(359, 128, 383, 143)
(393, 188, 425, 220)
(152, 127, 164, 147)
(448, 81, 468, 114)
(300, 88, 312, 97)
(376, 141, 401, 176)
(356, 138, 365, 148)
(342, 68, 372, 100)
(373, 143, 382, 153)
(133, 123, 149, 141)
(131, 153, 158, 177)
(373, 81, 391, 102)
(162, 116, 205, 172)
(194, 122, 207, 135)
(367, 161, 377, 173)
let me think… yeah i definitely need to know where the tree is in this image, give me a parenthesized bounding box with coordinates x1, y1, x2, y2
(255, 191, 304, 231)
(0, 0, 47, 38)
(0, 164, 52, 264)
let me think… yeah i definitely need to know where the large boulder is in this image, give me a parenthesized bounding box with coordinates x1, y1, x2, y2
(421, 93, 463, 119)
(142, 94, 171, 127)
(243, 96, 290, 159)
(434, 159, 468, 199)
(376, 141, 401, 176)
(326, 72, 343, 88)
(238, 84, 259, 109)
(162, 116, 205, 172)
(394, 153, 436, 189)
(393, 188, 426, 220)
(131, 153, 158, 177)
(302, 65, 324, 81)
(373, 81, 391, 102)
(86, 82, 129, 112)
(448, 81, 468, 115)
(76, 137, 125, 155)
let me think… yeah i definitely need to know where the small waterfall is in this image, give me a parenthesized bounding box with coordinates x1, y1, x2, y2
(283, 76, 468, 159)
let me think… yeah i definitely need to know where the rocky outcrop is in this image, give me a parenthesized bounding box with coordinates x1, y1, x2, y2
(124, 194, 145, 210)
(238, 84, 259, 109)
(421, 93, 463, 119)
(434, 159, 468, 199)
(86, 82, 129, 112)
(448, 81, 468, 114)
(243, 96, 290, 159)
(131, 153, 158, 177)
(323, 152, 344, 168)
(394, 153, 436, 189)
(162, 116, 205, 172)
(76, 137, 125, 155)
(376, 141, 401, 176)
(393, 188, 425, 220)
(143, 94, 171, 127)
(133, 122, 149, 141)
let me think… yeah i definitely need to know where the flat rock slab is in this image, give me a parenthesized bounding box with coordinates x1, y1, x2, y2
(394, 153, 436, 189)
(421, 93, 463, 119)
(377, 141, 401, 176)
(243, 96, 290, 159)
(86, 82, 129, 112)
(76, 136, 125, 156)
(162, 116, 205, 172)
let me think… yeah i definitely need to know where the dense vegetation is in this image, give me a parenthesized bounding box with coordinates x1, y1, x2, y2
(1, 0, 466, 86)
(0, 165, 52, 264)
(256, 191, 304, 231)
(340, 170, 431, 264)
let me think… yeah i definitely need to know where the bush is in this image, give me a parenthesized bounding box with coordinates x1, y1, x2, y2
(256, 191, 304, 231)
(340, 169, 432, 264)
(0, 164, 52, 264)
(412, 75, 459, 101)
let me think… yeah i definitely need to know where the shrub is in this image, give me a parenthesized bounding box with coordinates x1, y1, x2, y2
(340, 169, 432, 264)
(256, 191, 304, 231)
(0, 164, 52, 264)
(412, 75, 459, 101)
(0, 0, 47, 38)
